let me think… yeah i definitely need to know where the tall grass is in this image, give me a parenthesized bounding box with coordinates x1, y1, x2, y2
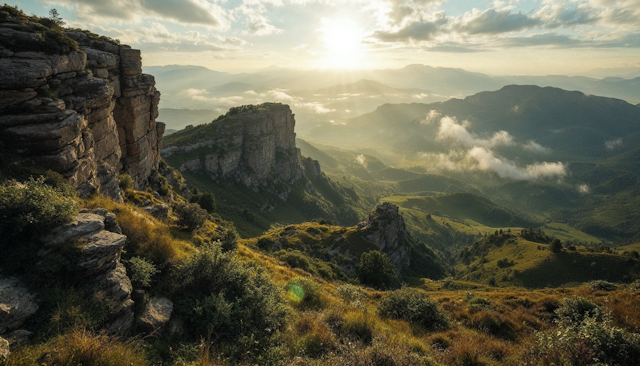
(84, 195, 194, 264)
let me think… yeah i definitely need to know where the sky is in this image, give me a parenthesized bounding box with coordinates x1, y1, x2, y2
(13, 0, 640, 75)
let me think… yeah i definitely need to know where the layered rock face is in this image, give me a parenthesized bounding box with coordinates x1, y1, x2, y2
(0, 20, 163, 198)
(162, 104, 304, 189)
(357, 202, 411, 273)
(40, 210, 134, 335)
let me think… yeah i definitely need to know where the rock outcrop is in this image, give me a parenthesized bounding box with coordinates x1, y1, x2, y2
(0, 16, 163, 199)
(40, 210, 134, 335)
(357, 202, 411, 273)
(137, 297, 173, 336)
(162, 104, 304, 190)
(0, 277, 39, 335)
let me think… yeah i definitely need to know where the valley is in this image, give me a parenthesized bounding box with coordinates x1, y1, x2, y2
(2, 4, 640, 366)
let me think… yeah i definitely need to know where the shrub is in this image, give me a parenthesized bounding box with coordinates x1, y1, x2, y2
(588, 280, 617, 291)
(532, 313, 640, 366)
(118, 173, 134, 190)
(287, 277, 324, 310)
(549, 238, 563, 253)
(126, 256, 158, 288)
(378, 287, 450, 331)
(467, 310, 518, 340)
(0, 177, 78, 241)
(220, 227, 238, 252)
(357, 250, 396, 290)
(173, 243, 289, 347)
(190, 192, 216, 213)
(174, 202, 208, 231)
(158, 184, 170, 196)
(336, 284, 368, 308)
(555, 296, 602, 325)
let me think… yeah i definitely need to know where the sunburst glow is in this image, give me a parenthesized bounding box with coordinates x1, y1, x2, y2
(319, 18, 364, 69)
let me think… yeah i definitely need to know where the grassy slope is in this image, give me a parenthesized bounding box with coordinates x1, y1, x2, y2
(455, 234, 640, 288)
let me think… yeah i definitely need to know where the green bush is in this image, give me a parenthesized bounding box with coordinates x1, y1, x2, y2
(158, 184, 170, 196)
(0, 177, 78, 241)
(357, 250, 396, 290)
(220, 227, 238, 252)
(549, 238, 563, 253)
(118, 174, 134, 190)
(532, 312, 640, 366)
(378, 288, 450, 331)
(273, 249, 343, 280)
(555, 296, 603, 325)
(189, 192, 216, 213)
(287, 277, 323, 309)
(172, 243, 289, 347)
(336, 284, 368, 308)
(174, 202, 208, 231)
(125, 257, 158, 288)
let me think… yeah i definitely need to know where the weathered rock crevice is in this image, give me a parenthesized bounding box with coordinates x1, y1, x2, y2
(0, 20, 163, 199)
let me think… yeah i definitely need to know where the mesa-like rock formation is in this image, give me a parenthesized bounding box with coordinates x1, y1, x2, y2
(0, 16, 163, 199)
(162, 104, 305, 190)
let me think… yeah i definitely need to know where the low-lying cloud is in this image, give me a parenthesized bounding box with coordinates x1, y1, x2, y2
(421, 147, 567, 180)
(437, 116, 514, 148)
(605, 138, 623, 150)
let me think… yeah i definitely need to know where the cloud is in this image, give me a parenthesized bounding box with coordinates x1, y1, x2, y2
(419, 109, 441, 124)
(44, 0, 229, 28)
(523, 140, 551, 153)
(605, 138, 623, 150)
(577, 183, 590, 193)
(535, 1, 600, 28)
(501, 32, 581, 47)
(355, 154, 367, 165)
(453, 8, 540, 35)
(372, 14, 447, 42)
(423, 147, 566, 180)
(182, 89, 245, 105)
(267, 89, 296, 101)
(296, 102, 336, 114)
(469, 147, 566, 180)
(437, 116, 515, 148)
(237, 1, 283, 36)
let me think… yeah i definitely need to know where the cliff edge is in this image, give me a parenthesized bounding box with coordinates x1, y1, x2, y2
(0, 10, 163, 199)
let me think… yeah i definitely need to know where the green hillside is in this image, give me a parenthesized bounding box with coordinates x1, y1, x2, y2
(456, 232, 640, 288)
(383, 193, 539, 229)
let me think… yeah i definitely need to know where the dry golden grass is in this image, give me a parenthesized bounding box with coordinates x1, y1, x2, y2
(5, 327, 148, 366)
(84, 195, 195, 264)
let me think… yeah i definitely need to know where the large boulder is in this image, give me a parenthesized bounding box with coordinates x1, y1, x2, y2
(0, 277, 39, 334)
(138, 297, 173, 336)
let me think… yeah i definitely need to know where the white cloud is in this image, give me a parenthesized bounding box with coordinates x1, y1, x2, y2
(605, 138, 623, 150)
(182, 89, 245, 105)
(437, 116, 515, 148)
(578, 183, 590, 193)
(419, 109, 441, 124)
(295, 102, 336, 114)
(355, 154, 367, 165)
(420, 146, 566, 180)
(523, 140, 551, 154)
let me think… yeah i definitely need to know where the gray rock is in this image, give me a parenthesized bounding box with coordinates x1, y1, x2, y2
(138, 297, 173, 335)
(41, 213, 105, 247)
(7, 329, 32, 346)
(78, 230, 126, 275)
(0, 277, 39, 334)
(144, 205, 169, 219)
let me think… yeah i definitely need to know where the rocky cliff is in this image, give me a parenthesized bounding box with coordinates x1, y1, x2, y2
(357, 202, 411, 273)
(162, 103, 305, 190)
(0, 14, 163, 199)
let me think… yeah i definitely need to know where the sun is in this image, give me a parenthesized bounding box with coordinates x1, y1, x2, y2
(319, 18, 364, 69)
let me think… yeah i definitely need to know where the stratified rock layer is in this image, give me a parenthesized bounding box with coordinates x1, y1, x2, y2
(162, 104, 304, 189)
(40, 210, 134, 335)
(0, 20, 163, 199)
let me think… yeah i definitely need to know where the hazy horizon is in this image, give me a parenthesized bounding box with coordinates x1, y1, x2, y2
(15, 0, 640, 76)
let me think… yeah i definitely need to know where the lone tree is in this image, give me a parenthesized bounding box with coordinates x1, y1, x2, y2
(49, 8, 64, 27)
(550, 238, 563, 253)
(357, 250, 396, 290)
